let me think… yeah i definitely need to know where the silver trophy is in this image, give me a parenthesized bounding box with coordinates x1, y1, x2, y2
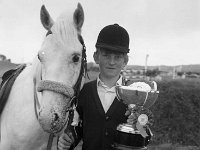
(114, 81, 159, 149)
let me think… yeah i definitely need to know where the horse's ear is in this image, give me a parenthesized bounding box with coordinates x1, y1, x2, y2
(73, 3, 84, 32)
(40, 5, 54, 31)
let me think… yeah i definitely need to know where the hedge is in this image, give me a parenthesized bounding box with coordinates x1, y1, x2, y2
(150, 79, 200, 146)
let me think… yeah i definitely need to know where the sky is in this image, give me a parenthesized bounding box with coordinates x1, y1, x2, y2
(0, 0, 200, 66)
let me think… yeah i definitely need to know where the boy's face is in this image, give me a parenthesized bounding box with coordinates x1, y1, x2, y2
(94, 48, 128, 79)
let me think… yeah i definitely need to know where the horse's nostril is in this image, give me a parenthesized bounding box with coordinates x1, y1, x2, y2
(53, 113, 59, 122)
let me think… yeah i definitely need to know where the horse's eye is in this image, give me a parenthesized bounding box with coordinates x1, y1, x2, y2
(72, 55, 80, 63)
(38, 51, 45, 62)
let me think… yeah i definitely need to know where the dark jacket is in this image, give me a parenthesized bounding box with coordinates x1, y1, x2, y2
(76, 79, 127, 150)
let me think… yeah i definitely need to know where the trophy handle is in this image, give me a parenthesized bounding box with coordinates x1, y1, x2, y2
(142, 91, 149, 106)
(151, 81, 157, 91)
(142, 81, 157, 106)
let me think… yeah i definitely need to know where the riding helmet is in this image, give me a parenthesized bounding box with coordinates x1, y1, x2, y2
(95, 24, 130, 53)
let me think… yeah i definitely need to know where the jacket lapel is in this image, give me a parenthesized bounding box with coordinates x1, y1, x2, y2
(92, 80, 105, 116)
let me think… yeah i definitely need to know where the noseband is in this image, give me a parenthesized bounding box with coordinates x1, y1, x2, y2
(33, 30, 87, 149)
(37, 80, 75, 98)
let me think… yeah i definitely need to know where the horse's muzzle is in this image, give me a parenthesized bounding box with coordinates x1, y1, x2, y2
(38, 92, 71, 133)
(37, 80, 74, 133)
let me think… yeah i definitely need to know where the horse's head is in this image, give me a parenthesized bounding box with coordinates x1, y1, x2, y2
(34, 3, 85, 134)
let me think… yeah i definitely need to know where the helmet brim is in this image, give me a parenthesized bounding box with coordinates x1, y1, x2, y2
(96, 43, 129, 53)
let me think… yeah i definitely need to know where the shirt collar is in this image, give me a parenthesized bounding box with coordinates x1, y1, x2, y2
(97, 75, 123, 89)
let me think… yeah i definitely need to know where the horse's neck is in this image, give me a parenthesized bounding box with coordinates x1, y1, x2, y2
(0, 63, 52, 150)
(11, 63, 44, 130)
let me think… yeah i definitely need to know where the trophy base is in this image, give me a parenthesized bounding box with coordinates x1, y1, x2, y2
(112, 144, 147, 150)
(114, 124, 151, 149)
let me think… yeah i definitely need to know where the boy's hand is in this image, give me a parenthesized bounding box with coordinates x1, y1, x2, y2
(58, 132, 74, 150)
(125, 110, 138, 125)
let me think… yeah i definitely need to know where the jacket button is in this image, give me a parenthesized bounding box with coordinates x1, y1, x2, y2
(106, 116, 109, 120)
(105, 132, 108, 136)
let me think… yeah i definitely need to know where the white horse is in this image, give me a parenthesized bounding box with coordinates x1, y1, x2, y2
(0, 3, 85, 150)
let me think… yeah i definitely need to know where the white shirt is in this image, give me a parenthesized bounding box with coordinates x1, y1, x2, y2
(97, 76, 122, 113)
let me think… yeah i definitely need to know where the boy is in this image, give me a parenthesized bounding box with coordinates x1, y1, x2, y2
(58, 24, 136, 150)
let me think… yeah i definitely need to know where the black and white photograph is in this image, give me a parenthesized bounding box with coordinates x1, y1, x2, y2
(0, 0, 200, 150)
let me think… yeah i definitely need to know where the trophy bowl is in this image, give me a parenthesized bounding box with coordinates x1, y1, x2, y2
(113, 81, 159, 149)
(116, 82, 159, 108)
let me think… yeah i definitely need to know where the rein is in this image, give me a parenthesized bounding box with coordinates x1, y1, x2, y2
(33, 31, 87, 150)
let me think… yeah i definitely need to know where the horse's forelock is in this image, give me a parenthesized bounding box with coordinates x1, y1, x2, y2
(50, 12, 80, 44)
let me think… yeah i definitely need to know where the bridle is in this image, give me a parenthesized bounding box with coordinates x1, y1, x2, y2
(33, 30, 87, 150)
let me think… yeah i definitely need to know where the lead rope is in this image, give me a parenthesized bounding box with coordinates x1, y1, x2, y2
(47, 134, 55, 150)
